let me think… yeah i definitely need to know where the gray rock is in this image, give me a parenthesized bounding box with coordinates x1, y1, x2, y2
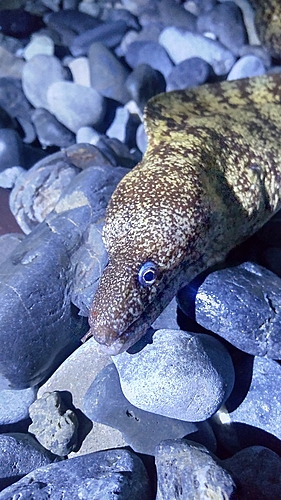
(0, 166, 126, 388)
(29, 391, 79, 456)
(22, 54, 66, 109)
(23, 34, 54, 60)
(44, 9, 101, 35)
(0, 448, 152, 499)
(213, 356, 281, 455)
(83, 362, 213, 456)
(136, 123, 148, 153)
(89, 42, 131, 104)
(0, 387, 36, 425)
(106, 106, 131, 143)
(125, 63, 166, 111)
(152, 297, 179, 331)
(166, 57, 211, 91)
(223, 446, 281, 500)
(31, 108, 76, 148)
(0, 129, 24, 171)
(197, 1, 247, 55)
(159, 27, 236, 75)
(0, 46, 25, 79)
(155, 439, 236, 500)
(125, 40, 173, 78)
(113, 329, 235, 421)
(47, 81, 105, 133)
(70, 20, 129, 57)
(178, 262, 281, 357)
(0, 433, 60, 491)
(157, 0, 197, 31)
(0, 233, 24, 265)
(227, 54, 266, 80)
(68, 56, 91, 87)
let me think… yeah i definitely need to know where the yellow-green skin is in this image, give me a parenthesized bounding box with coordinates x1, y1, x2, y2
(88, 72, 281, 355)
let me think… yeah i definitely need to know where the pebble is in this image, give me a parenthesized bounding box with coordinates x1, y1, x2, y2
(23, 33, 54, 60)
(0, 433, 60, 492)
(0, 76, 33, 134)
(22, 54, 66, 109)
(0, 448, 152, 499)
(0, 129, 24, 171)
(0, 45, 25, 79)
(29, 391, 79, 456)
(47, 81, 106, 133)
(197, 1, 247, 55)
(213, 356, 281, 456)
(112, 329, 235, 421)
(125, 63, 166, 111)
(155, 439, 236, 500)
(70, 20, 129, 57)
(159, 26, 236, 75)
(0, 387, 36, 426)
(88, 42, 131, 104)
(0, 8, 43, 38)
(68, 56, 91, 87)
(222, 446, 281, 499)
(125, 40, 173, 78)
(227, 54, 266, 80)
(31, 107, 76, 148)
(166, 56, 211, 91)
(83, 362, 214, 456)
(44, 8, 101, 34)
(178, 262, 281, 357)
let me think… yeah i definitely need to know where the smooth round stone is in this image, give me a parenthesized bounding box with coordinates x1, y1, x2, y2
(222, 446, 281, 499)
(0, 8, 43, 38)
(89, 42, 131, 104)
(0, 387, 36, 425)
(136, 123, 148, 154)
(214, 356, 281, 455)
(22, 54, 66, 109)
(0, 449, 152, 499)
(227, 54, 266, 80)
(31, 108, 76, 148)
(106, 106, 131, 143)
(0, 129, 24, 171)
(0, 46, 25, 79)
(197, 1, 247, 55)
(70, 20, 129, 57)
(83, 362, 207, 456)
(0, 433, 59, 492)
(159, 27, 236, 75)
(125, 63, 166, 111)
(47, 81, 106, 133)
(125, 41, 173, 78)
(117, 25, 162, 57)
(104, 7, 140, 30)
(166, 57, 211, 91)
(113, 329, 235, 422)
(29, 391, 79, 456)
(68, 56, 91, 87)
(76, 126, 101, 145)
(157, 0, 197, 31)
(44, 8, 101, 34)
(178, 262, 281, 357)
(23, 34, 54, 60)
(155, 439, 236, 500)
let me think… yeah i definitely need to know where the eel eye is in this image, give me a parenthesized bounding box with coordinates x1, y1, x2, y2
(138, 261, 158, 287)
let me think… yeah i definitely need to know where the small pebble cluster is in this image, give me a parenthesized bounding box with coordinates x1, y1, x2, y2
(0, 0, 281, 498)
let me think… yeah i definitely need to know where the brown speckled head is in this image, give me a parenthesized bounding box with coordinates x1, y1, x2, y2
(89, 74, 281, 354)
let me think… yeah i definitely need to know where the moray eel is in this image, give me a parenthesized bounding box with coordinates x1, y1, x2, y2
(88, 9, 281, 355)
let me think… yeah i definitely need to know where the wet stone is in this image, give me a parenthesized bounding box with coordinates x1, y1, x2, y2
(178, 262, 281, 357)
(89, 42, 131, 104)
(0, 9, 43, 38)
(227, 54, 266, 80)
(113, 329, 235, 422)
(0, 387, 36, 426)
(155, 439, 236, 500)
(0, 448, 152, 500)
(166, 57, 211, 91)
(70, 20, 129, 57)
(125, 40, 173, 78)
(23, 33, 54, 60)
(31, 108, 76, 148)
(159, 26, 236, 75)
(0, 233, 24, 265)
(44, 8, 101, 34)
(83, 362, 211, 456)
(0, 129, 24, 171)
(125, 63, 166, 111)
(0, 433, 60, 492)
(29, 391, 79, 456)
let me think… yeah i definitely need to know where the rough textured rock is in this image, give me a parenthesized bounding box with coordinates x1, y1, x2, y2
(113, 329, 235, 421)
(0, 433, 60, 492)
(155, 439, 236, 500)
(29, 391, 79, 456)
(0, 448, 152, 499)
(178, 262, 281, 357)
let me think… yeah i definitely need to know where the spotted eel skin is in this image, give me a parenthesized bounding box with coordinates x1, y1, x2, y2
(88, 5, 281, 355)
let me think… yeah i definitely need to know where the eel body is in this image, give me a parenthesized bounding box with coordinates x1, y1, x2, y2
(88, 7, 281, 355)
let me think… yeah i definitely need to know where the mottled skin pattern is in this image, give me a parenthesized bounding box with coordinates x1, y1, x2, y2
(87, 71, 281, 355)
(250, 0, 281, 57)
